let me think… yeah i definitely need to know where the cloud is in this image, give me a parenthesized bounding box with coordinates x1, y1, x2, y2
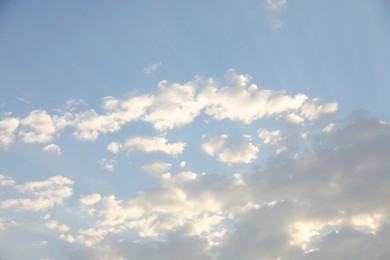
(3, 70, 372, 259)
(267, 0, 287, 11)
(180, 161, 186, 168)
(300, 98, 338, 120)
(141, 161, 172, 174)
(125, 136, 186, 155)
(322, 123, 335, 133)
(202, 134, 259, 164)
(72, 95, 154, 141)
(0, 70, 338, 147)
(19, 110, 60, 143)
(0, 117, 19, 148)
(0, 175, 16, 187)
(98, 158, 116, 172)
(143, 79, 202, 130)
(142, 62, 162, 74)
(43, 143, 62, 156)
(284, 113, 305, 124)
(1, 175, 74, 211)
(107, 142, 122, 154)
(198, 70, 309, 124)
(45, 219, 70, 233)
(80, 193, 102, 207)
(258, 128, 285, 145)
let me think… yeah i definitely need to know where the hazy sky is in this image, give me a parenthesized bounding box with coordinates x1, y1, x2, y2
(1, 0, 390, 259)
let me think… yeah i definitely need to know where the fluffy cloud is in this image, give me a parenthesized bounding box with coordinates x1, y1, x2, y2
(0, 175, 16, 187)
(284, 113, 305, 124)
(258, 128, 285, 145)
(125, 136, 186, 155)
(143, 79, 202, 130)
(80, 193, 102, 207)
(43, 143, 62, 156)
(300, 98, 338, 120)
(0, 117, 19, 148)
(72, 95, 154, 141)
(19, 110, 59, 143)
(67, 171, 243, 249)
(1, 175, 74, 211)
(198, 70, 308, 124)
(201, 134, 259, 164)
(107, 142, 122, 154)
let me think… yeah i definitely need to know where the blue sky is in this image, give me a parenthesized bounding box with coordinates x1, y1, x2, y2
(1, 0, 390, 259)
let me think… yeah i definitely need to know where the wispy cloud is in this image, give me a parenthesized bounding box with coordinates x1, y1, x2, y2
(142, 62, 162, 74)
(267, 0, 287, 11)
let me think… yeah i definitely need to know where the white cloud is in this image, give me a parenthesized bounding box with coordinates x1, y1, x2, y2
(0, 175, 16, 187)
(125, 136, 186, 155)
(202, 134, 259, 164)
(141, 161, 172, 174)
(107, 142, 123, 154)
(300, 98, 338, 120)
(19, 110, 59, 143)
(79, 193, 102, 216)
(322, 123, 335, 133)
(72, 95, 154, 141)
(45, 219, 70, 233)
(142, 62, 162, 74)
(258, 128, 285, 145)
(0, 117, 19, 148)
(143, 79, 202, 130)
(201, 134, 228, 156)
(198, 69, 308, 123)
(180, 161, 186, 168)
(284, 113, 305, 124)
(80, 193, 102, 207)
(64, 98, 87, 112)
(267, 0, 287, 10)
(1, 175, 74, 211)
(0, 70, 338, 147)
(43, 144, 62, 156)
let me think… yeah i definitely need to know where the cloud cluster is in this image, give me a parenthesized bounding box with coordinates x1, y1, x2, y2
(4, 70, 383, 260)
(48, 117, 390, 259)
(0, 70, 337, 148)
(201, 134, 259, 164)
(1, 175, 74, 211)
(1, 115, 389, 259)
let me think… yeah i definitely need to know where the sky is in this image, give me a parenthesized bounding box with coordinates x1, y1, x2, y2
(1, 0, 390, 259)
